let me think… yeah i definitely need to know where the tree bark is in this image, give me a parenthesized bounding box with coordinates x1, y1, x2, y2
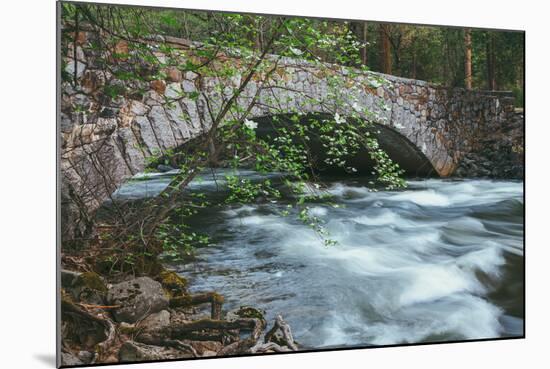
(379, 24, 392, 74)
(464, 28, 472, 89)
(361, 22, 368, 66)
(412, 49, 417, 79)
(486, 32, 497, 90)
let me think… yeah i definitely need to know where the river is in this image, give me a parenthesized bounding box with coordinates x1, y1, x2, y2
(112, 169, 524, 348)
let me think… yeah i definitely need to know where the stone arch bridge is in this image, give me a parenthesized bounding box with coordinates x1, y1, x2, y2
(61, 35, 523, 239)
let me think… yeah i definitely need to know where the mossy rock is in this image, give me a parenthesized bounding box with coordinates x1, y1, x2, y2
(156, 270, 188, 297)
(73, 272, 108, 292)
(71, 271, 107, 304)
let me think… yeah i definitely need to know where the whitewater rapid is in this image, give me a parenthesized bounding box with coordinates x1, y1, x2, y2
(113, 172, 524, 347)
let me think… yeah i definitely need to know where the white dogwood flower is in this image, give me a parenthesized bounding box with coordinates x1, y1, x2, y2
(334, 113, 346, 124)
(243, 119, 258, 130)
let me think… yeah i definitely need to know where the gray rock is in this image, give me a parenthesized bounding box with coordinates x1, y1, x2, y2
(65, 46, 86, 78)
(138, 310, 171, 332)
(61, 352, 83, 366)
(77, 350, 95, 364)
(166, 82, 183, 99)
(130, 100, 149, 116)
(164, 101, 191, 141)
(107, 277, 169, 323)
(60, 112, 74, 133)
(148, 105, 177, 149)
(182, 79, 196, 93)
(133, 116, 161, 153)
(60, 269, 81, 289)
(116, 127, 146, 173)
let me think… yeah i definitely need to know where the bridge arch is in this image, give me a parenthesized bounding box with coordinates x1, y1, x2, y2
(251, 113, 437, 177)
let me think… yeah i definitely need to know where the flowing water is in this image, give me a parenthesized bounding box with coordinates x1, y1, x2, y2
(113, 170, 524, 348)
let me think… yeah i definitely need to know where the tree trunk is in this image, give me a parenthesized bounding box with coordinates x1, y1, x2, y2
(361, 22, 368, 66)
(486, 32, 497, 90)
(254, 18, 263, 51)
(379, 24, 392, 74)
(464, 28, 472, 89)
(412, 49, 417, 79)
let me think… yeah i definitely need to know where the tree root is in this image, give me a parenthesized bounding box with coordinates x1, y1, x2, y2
(161, 339, 199, 357)
(216, 315, 298, 355)
(169, 292, 224, 320)
(249, 341, 292, 353)
(264, 315, 298, 351)
(61, 291, 118, 362)
(134, 317, 264, 355)
(62, 275, 299, 361)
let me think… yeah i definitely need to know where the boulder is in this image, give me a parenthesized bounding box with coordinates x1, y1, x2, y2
(61, 352, 83, 366)
(60, 269, 81, 289)
(138, 310, 171, 332)
(77, 350, 95, 364)
(118, 341, 194, 362)
(156, 270, 187, 297)
(67, 271, 107, 305)
(107, 277, 169, 323)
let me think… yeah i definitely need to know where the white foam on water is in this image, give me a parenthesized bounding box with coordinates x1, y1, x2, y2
(229, 214, 274, 226)
(309, 206, 328, 217)
(361, 295, 502, 345)
(327, 183, 371, 200)
(397, 264, 482, 306)
(120, 172, 523, 348)
(456, 244, 505, 277)
(222, 205, 257, 218)
(353, 210, 399, 226)
(256, 180, 520, 347)
(390, 189, 451, 207)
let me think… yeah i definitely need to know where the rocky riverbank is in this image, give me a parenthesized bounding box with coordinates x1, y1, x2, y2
(60, 268, 298, 366)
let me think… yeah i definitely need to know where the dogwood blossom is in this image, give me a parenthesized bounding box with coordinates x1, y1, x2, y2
(243, 119, 258, 130)
(334, 113, 346, 124)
